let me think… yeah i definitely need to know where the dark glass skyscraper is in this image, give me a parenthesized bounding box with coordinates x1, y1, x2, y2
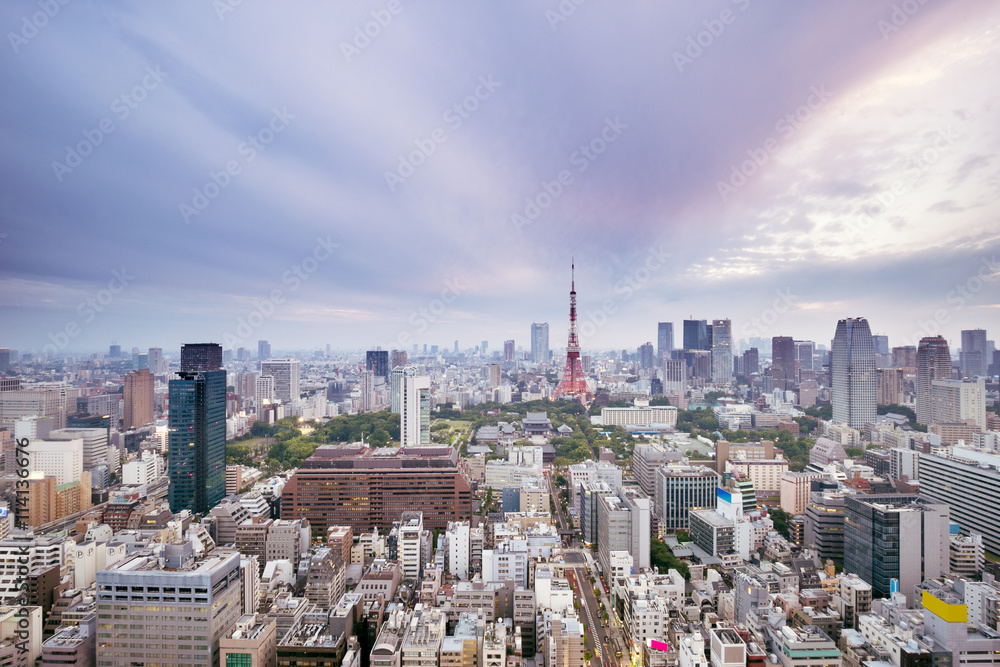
(168, 369, 226, 514)
(180, 342, 223, 372)
(682, 319, 709, 350)
(366, 350, 390, 382)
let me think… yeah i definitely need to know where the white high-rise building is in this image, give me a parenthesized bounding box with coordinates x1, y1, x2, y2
(397, 512, 424, 580)
(663, 358, 685, 393)
(260, 359, 300, 403)
(49, 427, 108, 471)
(711, 319, 733, 385)
(401, 375, 430, 447)
(390, 366, 417, 414)
(360, 370, 375, 412)
(832, 317, 877, 429)
(447, 521, 471, 580)
(26, 438, 83, 485)
(255, 375, 274, 419)
(931, 377, 987, 431)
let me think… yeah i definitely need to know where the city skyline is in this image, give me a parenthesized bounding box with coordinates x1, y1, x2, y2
(0, 3, 998, 352)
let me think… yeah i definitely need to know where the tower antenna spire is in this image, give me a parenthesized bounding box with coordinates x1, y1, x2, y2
(553, 259, 592, 403)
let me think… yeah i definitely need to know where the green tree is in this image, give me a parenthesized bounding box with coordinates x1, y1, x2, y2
(769, 508, 793, 540)
(650, 538, 690, 579)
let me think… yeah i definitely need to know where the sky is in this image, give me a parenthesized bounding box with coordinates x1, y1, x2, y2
(1, 1, 998, 357)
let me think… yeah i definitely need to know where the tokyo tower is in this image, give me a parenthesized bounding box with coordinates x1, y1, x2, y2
(553, 260, 592, 403)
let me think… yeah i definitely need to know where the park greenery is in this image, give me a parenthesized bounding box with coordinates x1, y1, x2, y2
(769, 507, 793, 540)
(651, 538, 690, 580)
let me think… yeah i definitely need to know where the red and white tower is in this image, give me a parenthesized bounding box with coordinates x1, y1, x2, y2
(553, 261, 592, 403)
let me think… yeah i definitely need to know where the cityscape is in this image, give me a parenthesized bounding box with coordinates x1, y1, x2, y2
(2, 3, 1000, 667)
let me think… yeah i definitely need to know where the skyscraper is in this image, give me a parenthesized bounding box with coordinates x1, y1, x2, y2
(260, 359, 300, 403)
(401, 375, 431, 447)
(683, 319, 709, 350)
(258, 340, 271, 361)
(638, 342, 655, 370)
(657, 322, 674, 360)
(872, 334, 890, 368)
(530, 323, 549, 363)
(180, 342, 223, 372)
(916, 335, 951, 426)
(960, 329, 988, 378)
(710, 319, 733, 384)
(0, 348, 9, 374)
(109, 343, 121, 358)
(359, 370, 375, 412)
(771, 336, 796, 391)
(366, 350, 390, 383)
(390, 366, 417, 414)
(390, 349, 408, 369)
(168, 367, 226, 514)
(147, 346, 164, 375)
(399, 375, 431, 447)
(831, 318, 876, 429)
(503, 340, 515, 363)
(123, 368, 154, 430)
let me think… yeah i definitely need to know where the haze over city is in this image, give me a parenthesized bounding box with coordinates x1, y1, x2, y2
(2, 2, 999, 353)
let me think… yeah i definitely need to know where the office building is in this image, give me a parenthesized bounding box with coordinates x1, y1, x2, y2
(892, 345, 917, 369)
(597, 487, 651, 576)
(256, 375, 275, 415)
(503, 340, 515, 363)
(657, 322, 674, 360)
(689, 509, 734, 557)
(961, 329, 988, 378)
(395, 512, 424, 580)
(638, 342, 655, 370)
(283, 444, 473, 533)
(872, 333, 891, 368)
(122, 368, 155, 430)
(796, 340, 816, 377)
(843, 494, 950, 603)
(711, 319, 733, 384)
(772, 336, 796, 391)
(804, 491, 847, 561)
(401, 375, 431, 447)
(219, 614, 278, 667)
(877, 368, 903, 405)
(663, 359, 686, 393)
(917, 335, 952, 425)
(780, 471, 820, 515)
(95, 544, 243, 667)
(366, 350, 390, 383)
(390, 366, 416, 414)
(180, 342, 223, 372)
(49, 427, 107, 472)
(258, 340, 271, 361)
(0, 348, 8, 374)
(601, 403, 677, 429)
(831, 318, 876, 429)
(580, 481, 618, 544)
(531, 323, 550, 363)
(147, 346, 164, 375)
(632, 443, 683, 496)
(932, 377, 987, 430)
(26, 438, 82, 485)
(0, 385, 80, 430)
(919, 449, 1000, 554)
(653, 464, 720, 532)
(487, 364, 502, 388)
(742, 348, 760, 376)
(359, 370, 375, 412)
(168, 367, 227, 514)
(260, 359, 300, 403)
(683, 319, 709, 351)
